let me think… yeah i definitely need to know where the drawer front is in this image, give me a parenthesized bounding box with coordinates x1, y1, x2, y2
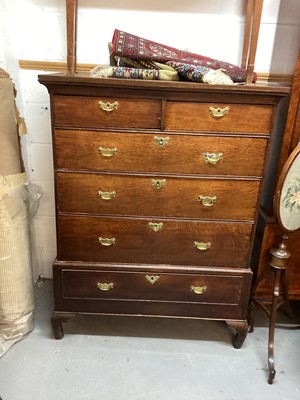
(57, 216, 253, 267)
(61, 269, 245, 305)
(165, 102, 273, 134)
(53, 96, 162, 129)
(57, 172, 260, 221)
(55, 129, 268, 177)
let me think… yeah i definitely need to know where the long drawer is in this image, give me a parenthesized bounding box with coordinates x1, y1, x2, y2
(61, 269, 245, 305)
(53, 95, 162, 129)
(57, 215, 253, 267)
(57, 172, 260, 221)
(165, 101, 273, 134)
(54, 129, 268, 177)
(53, 265, 252, 320)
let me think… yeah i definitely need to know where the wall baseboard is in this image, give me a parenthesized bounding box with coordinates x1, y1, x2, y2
(19, 60, 96, 72)
(19, 59, 293, 83)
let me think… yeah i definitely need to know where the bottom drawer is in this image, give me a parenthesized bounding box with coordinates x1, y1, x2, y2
(53, 265, 252, 320)
(62, 269, 243, 304)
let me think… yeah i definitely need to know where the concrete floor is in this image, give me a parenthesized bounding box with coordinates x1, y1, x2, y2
(0, 279, 299, 400)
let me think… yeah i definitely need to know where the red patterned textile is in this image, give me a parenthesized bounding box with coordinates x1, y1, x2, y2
(112, 29, 256, 83)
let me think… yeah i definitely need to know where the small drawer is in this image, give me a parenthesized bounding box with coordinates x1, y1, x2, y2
(52, 95, 162, 129)
(55, 129, 268, 177)
(165, 102, 273, 134)
(57, 172, 260, 221)
(61, 269, 245, 306)
(57, 215, 253, 268)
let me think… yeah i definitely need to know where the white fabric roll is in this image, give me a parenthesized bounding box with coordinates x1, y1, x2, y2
(0, 173, 34, 357)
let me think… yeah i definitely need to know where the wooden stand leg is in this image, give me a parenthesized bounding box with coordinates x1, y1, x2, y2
(267, 235, 290, 384)
(242, 0, 254, 68)
(242, 0, 264, 82)
(66, 0, 78, 74)
(248, 265, 271, 332)
(51, 312, 76, 339)
(247, 0, 264, 83)
(267, 268, 282, 384)
(250, 233, 290, 384)
(247, 300, 256, 333)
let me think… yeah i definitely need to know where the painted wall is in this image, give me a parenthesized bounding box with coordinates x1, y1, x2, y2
(0, 0, 299, 280)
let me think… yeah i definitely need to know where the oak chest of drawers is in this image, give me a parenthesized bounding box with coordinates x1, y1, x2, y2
(39, 73, 289, 347)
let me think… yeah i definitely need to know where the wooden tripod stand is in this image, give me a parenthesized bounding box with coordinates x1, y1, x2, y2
(250, 144, 300, 384)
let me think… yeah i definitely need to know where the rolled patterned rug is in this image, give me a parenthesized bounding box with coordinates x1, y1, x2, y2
(111, 29, 256, 83)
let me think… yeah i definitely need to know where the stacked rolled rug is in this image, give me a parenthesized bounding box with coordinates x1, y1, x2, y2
(91, 29, 257, 85)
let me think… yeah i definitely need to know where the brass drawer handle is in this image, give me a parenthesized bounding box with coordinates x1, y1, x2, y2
(145, 275, 160, 284)
(97, 190, 116, 201)
(198, 195, 217, 207)
(98, 146, 118, 157)
(190, 285, 207, 295)
(151, 179, 166, 189)
(209, 106, 229, 118)
(203, 152, 223, 165)
(194, 241, 211, 251)
(148, 222, 163, 232)
(154, 136, 169, 147)
(98, 100, 119, 113)
(97, 282, 114, 291)
(98, 237, 116, 246)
